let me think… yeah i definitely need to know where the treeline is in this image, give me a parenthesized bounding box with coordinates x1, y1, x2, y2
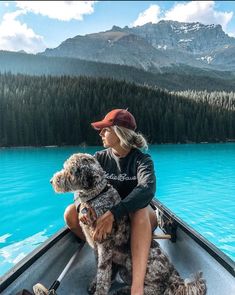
(173, 90, 235, 111)
(0, 73, 234, 147)
(1, 50, 235, 92)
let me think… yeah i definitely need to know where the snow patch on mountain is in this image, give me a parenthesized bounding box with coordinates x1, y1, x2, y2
(197, 56, 214, 64)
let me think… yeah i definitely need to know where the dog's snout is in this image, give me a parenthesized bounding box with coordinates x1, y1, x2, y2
(50, 178, 53, 184)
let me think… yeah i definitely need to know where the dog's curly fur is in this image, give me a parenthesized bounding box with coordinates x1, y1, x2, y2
(51, 153, 206, 295)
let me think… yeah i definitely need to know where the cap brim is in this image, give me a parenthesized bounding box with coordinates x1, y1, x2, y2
(91, 120, 113, 130)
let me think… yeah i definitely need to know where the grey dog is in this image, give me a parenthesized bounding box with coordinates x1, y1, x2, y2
(51, 153, 206, 295)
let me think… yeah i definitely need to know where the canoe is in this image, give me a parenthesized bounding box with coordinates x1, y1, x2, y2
(0, 200, 235, 295)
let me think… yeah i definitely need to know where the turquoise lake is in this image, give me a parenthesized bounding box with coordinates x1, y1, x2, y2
(0, 143, 235, 276)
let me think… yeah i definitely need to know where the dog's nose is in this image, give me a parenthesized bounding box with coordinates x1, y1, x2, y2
(50, 178, 53, 184)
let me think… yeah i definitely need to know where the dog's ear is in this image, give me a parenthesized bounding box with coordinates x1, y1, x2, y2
(81, 167, 95, 189)
(87, 172, 95, 188)
(74, 167, 81, 177)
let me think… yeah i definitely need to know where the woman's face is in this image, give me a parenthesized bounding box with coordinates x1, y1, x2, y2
(99, 127, 120, 148)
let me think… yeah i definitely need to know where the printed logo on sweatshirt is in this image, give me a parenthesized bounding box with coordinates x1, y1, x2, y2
(104, 173, 137, 182)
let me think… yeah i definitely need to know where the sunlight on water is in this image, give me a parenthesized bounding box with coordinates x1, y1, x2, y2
(0, 143, 234, 276)
(0, 230, 49, 275)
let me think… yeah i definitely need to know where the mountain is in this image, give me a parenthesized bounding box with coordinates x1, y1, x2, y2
(40, 20, 235, 72)
(206, 46, 235, 70)
(17, 49, 27, 54)
(1, 50, 235, 92)
(125, 21, 235, 54)
(41, 30, 172, 72)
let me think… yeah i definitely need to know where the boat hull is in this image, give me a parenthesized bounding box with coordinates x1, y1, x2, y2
(1, 201, 235, 295)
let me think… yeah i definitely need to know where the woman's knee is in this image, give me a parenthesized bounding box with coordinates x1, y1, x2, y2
(129, 206, 157, 230)
(129, 207, 150, 226)
(148, 206, 158, 231)
(64, 204, 79, 229)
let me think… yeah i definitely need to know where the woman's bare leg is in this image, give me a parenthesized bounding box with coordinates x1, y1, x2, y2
(64, 204, 86, 240)
(129, 205, 158, 295)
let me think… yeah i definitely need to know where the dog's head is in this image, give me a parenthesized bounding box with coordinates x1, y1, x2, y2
(50, 153, 105, 193)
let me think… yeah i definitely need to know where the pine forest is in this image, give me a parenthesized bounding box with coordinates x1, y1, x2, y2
(0, 73, 234, 147)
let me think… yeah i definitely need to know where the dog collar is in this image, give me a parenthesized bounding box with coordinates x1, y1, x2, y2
(74, 178, 108, 203)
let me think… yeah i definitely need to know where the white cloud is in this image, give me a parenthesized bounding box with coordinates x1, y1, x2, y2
(132, 1, 233, 34)
(0, 10, 46, 53)
(15, 1, 96, 21)
(164, 1, 233, 31)
(132, 4, 161, 27)
(228, 32, 235, 38)
(0, 1, 97, 53)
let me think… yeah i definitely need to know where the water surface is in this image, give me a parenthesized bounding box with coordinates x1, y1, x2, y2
(0, 143, 234, 276)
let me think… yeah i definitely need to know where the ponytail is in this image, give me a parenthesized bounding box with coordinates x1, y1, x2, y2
(112, 126, 148, 151)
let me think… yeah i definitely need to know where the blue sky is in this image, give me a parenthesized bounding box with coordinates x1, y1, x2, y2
(0, 1, 234, 53)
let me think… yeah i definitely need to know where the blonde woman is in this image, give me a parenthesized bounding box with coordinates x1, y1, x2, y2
(64, 109, 157, 295)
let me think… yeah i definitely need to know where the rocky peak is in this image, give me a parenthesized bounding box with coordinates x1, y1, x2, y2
(111, 25, 123, 32)
(123, 20, 235, 54)
(40, 20, 235, 72)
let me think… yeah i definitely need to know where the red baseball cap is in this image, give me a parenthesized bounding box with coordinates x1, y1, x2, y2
(91, 109, 137, 131)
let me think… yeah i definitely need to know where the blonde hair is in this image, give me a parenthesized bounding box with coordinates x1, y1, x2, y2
(112, 126, 148, 151)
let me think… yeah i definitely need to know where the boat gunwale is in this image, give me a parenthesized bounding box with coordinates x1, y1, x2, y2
(1, 201, 235, 292)
(153, 199, 235, 277)
(0, 227, 73, 292)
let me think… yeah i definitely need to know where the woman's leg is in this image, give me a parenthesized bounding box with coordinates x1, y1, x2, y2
(129, 205, 158, 295)
(64, 204, 86, 240)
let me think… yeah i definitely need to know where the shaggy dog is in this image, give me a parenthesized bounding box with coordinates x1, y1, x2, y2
(51, 153, 206, 295)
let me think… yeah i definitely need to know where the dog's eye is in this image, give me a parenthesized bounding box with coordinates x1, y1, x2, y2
(81, 207, 89, 214)
(82, 159, 90, 165)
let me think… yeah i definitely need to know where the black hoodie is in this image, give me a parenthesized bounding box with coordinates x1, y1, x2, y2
(94, 148, 156, 221)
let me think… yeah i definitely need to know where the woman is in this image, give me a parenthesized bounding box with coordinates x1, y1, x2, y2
(64, 109, 157, 295)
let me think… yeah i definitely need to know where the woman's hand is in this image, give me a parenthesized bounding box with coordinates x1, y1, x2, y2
(93, 210, 114, 242)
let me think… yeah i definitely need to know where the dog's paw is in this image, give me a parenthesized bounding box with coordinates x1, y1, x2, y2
(87, 278, 96, 294)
